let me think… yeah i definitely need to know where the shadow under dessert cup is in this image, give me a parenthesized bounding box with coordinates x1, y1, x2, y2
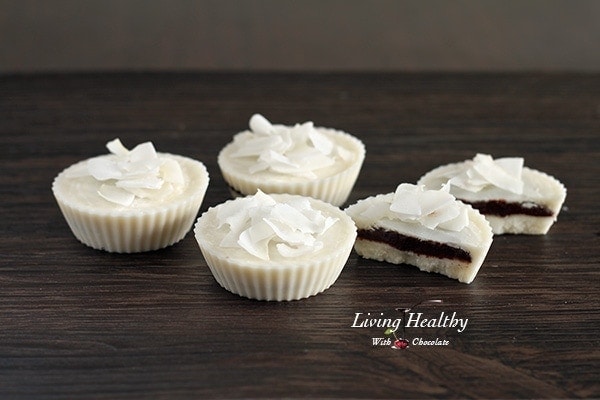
(217, 114, 365, 207)
(52, 139, 210, 253)
(417, 154, 567, 235)
(345, 184, 493, 284)
(194, 191, 357, 301)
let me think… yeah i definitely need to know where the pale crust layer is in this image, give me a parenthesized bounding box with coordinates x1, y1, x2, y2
(353, 239, 477, 283)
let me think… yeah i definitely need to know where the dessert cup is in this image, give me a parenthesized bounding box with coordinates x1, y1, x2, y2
(194, 191, 357, 300)
(218, 114, 365, 206)
(52, 139, 210, 253)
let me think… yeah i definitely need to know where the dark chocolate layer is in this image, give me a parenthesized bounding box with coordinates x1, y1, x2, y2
(463, 199, 553, 217)
(357, 227, 472, 262)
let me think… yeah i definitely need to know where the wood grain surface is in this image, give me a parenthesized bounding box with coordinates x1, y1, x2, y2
(1, 72, 599, 399)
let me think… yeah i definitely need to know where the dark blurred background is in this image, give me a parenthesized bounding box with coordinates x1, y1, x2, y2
(1, 0, 599, 73)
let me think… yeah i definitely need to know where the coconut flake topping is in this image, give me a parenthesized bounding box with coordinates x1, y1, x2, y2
(447, 154, 524, 195)
(216, 190, 338, 260)
(76, 139, 184, 206)
(360, 184, 469, 232)
(229, 114, 351, 179)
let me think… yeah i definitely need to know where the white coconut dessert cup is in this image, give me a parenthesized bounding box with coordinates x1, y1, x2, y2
(194, 193, 357, 301)
(53, 154, 209, 253)
(417, 158, 567, 235)
(347, 197, 493, 284)
(345, 184, 494, 284)
(218, 116, 366, 207)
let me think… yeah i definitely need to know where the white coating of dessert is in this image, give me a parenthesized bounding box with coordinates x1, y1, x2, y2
(417, 154, 557, 203)
(446, 153, 525, 195)
(195, 193, 357, 266)
(220, 115, 363, 182)
(53, 153, 208, 214)
(418, 155, 567, 207)
(345, 185, 491, 249)
(213, 191, 339, 260)
(227, 114, 353, 179)
(64, 139, 186, 207)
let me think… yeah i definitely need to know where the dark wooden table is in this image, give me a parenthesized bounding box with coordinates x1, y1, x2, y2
(1, 72, 599, 399)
